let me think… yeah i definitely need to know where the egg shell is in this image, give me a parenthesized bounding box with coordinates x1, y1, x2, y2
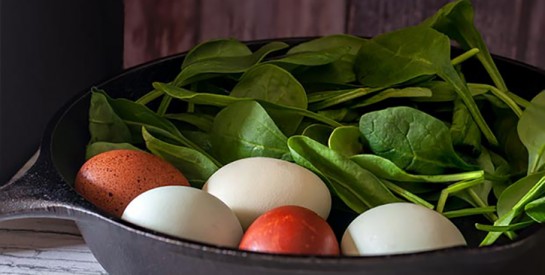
(75, 149, 189, 217)
(239, 205, 339, 255)
(341, 202, 467, 256)
(122, 186, 243, 248)
(202, 157, 331, 229)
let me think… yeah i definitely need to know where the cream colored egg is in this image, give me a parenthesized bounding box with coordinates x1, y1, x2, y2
(122, 186, 242, 248)
(342, 202, 467, 256)
(202, 157, 331, 229)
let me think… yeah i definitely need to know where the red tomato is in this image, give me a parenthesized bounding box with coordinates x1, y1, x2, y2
(239, 205, 339, 255)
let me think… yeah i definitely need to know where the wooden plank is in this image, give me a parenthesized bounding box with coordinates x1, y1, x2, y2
(520, 0, 545, 69)
(198, 0, 347, 42)
(346, 0, 545, 69)
(0, 219, 106, 275)
(124, 0, 199, 68)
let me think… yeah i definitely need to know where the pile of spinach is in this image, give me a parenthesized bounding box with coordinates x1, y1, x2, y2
(86, 0, 545, 247)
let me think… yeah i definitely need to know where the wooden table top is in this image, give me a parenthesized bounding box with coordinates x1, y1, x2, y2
(0, 218, 106, 274)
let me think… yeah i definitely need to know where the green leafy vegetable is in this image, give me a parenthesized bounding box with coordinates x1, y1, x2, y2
(422, 0, 508, 92)
(301, 124, 334, 146)
(288, 135, 400, 213)
(174, 41, 289, 86)
(231, 64, 307, 135)
(350, 87, 432, 108)
(143, 127, 219, 188)
(210, 101, 291, 163)
(355, 25, 497, 145)
(359, 106, 476, 174)
(181, 39, 252, 69)
(328, 126, 363, 157)
(88, 90, 132, 143)
(517, 91, 545, 174)
(450, 97, 482, 156)
(350, 154, 483, 183)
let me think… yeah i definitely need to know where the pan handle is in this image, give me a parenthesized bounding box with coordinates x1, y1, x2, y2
(0, 149, 100, 222)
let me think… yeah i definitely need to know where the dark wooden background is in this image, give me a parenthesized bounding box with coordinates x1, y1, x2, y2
(123, 0, 545, 70)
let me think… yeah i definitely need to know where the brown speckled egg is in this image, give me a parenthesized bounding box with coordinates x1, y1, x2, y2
(75, 149, 189, 217)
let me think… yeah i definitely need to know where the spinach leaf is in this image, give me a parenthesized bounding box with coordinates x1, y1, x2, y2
(517, 91, 545, 174)
(308, 87, 382, 110)
(93, 90, 182, 143)
(85, 142, 142, 160)
(355, 26, 497, 145)
(317, 108, 360, 123)
(412, 81, 487, 102)
(92, 90, 220, 166)
(288, 135, 400, 213)
(88, 90, 132, 143)
(154, 82, 342, 127)
(181, 39, 252, 69)
(496, 171, 545, 217)
(210, 101, 291, 163)
(525, 196, 545, 223)
(164, 113, 215, 132)
(143, 127, 219, 188)
(494, 108, 528, 175)
(267, 46, 350, 67)
(359, 106, 476, 174)
(350, 87, 432, 108)
(450, 97, 482, 156)
(301, 124, 334, 146)
(173, 41, 288, 86)
(288, 34, 366, 55)
(328, 126, 363, 157)
(422, 0, 508, 92)
(350, 154, 483, 183)
(230, 64, 307, 135)
(288, 35, 366, 84)
(481, 173, 545, 246)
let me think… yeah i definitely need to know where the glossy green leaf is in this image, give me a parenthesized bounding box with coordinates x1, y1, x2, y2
(301, 124, 334, 146)
(350, 87, 432, 108)
(450, 97, 482, 156)
(350, 154, 483, 183)
(88, 90, 132, 143)
(231, 64, 307, 135)
(422, 0, 508, 92)
(288, 135, 400, 213)
(210, 101, 291, 163)
(143, 127, 219, 188)
(181, 39, 252, 69)
(328, 126, 363, 157)
(517, 91, 545, 174)
(164, 113, 215, 132)
(355, 25, 497, 145)
(154, 82, 342, 127)
(497, 171, 545, 217)
(359, 106, 476, 175)
(525, 196, 545, 223)
(173, 41, 289, 86)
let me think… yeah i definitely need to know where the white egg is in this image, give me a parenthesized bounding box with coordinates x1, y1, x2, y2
(121, 186, 242, 248)
(202, 157, 331, 229)
(341, 202, 466, 256)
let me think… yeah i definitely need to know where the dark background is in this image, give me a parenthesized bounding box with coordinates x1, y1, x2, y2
(0, 0, 123, 184)
(1, 0, 544, 183)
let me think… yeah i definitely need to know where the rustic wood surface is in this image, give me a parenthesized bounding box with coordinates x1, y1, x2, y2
(1, 1, 544, 274)
(124, 0, 545, 70)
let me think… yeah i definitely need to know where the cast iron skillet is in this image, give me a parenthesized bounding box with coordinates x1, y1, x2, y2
(1, 38, 545, 275)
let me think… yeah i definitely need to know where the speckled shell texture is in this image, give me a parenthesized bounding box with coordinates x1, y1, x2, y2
(75, 149, 189, 217)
